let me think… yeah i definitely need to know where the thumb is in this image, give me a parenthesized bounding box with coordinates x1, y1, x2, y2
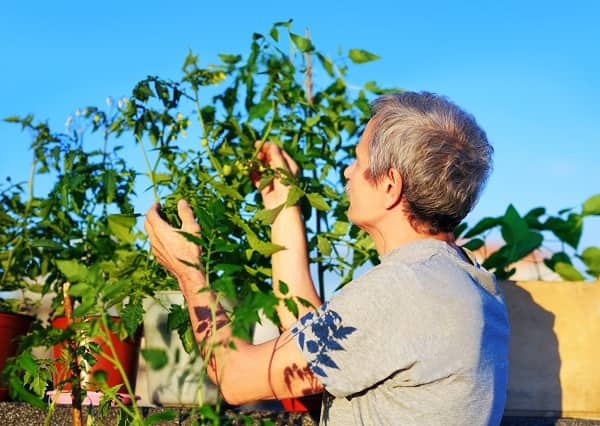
(177, 199, 201, 233)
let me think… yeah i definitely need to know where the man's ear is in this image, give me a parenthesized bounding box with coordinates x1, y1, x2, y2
(383, 168, 403, 209)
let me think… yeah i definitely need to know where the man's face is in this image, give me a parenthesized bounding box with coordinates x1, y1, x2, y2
(343, 119, 382, 228)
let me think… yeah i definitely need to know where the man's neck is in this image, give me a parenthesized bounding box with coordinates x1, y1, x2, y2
(368, 216, 455, 256)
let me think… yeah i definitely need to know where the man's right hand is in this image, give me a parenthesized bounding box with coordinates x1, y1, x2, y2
(252, 141, 299, 210)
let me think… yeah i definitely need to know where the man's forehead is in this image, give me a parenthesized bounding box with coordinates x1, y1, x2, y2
(356, 118, 376, 154)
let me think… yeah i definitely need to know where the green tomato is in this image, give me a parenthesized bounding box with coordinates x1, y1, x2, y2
(201, 138, 208, 147)
(222, 165, 232, 176)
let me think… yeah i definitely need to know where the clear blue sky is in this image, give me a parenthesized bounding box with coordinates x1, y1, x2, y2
(1, 0, 598, 249)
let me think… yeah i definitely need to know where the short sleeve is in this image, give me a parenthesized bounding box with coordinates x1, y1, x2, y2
(290, 263, 430, 398)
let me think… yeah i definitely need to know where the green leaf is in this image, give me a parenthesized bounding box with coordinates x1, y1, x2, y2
(306, 115, 320, 127)
(286, 186, 305, 207)
(278, 280, 289, 295)
(103, 169, 117, 203)
(248, 99, 272, 120)
(4, 115, 21, 123)
(182, 49, 198, 70)
(56, 259, 88, 283)
(453, 222, 468, 239)
(582, 194, 600, 216)
(523, 207, 546, 228)
(132, 80, 153, 102)
(500, 205, 528, 244)
(509, 231, 543, 263)
(145, 410, 177, 423)
(30, 239, 63, 250)
(543, 213, 583, 249)
(333, 220, 350, 236)
(254, 205, 284, 225)
(364, 81, 388, 95)
(120, 301, 143, 337)
(306, 192, 330, 211)
(462, 238, 484, 251)
(247, 233, 285, 257)
(580, 247, 600, 277)
(69, 283, 92, 297)
(317, 235, 332, 256)
(273, 19, 292, 30)
(181, 326, 195, 354)
(218, 53, 242, 64)
(141, 348, 169, 370)
(463, 216, 500, 238)
(554, 262, 585, 281)
(348, 49, 381, 64)
(316, 53, 335, 77)
(289, 33, 314, 52)
(544, 251, 572, 271)
(284, 297, 299, 318)
(107, 214, 137, 244)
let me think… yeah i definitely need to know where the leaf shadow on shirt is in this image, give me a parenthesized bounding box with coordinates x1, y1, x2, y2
(291, 304, 356, 381)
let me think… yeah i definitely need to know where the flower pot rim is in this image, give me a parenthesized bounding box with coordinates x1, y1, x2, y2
(0, 311, 35, 321)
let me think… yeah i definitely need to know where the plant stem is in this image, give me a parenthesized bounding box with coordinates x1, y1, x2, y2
(98, 314, 142, 422)
(137, 134, 160, 203)
(303, 30, 325, 300)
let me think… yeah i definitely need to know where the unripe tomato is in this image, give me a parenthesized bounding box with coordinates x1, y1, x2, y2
(222, 165, 232, 176)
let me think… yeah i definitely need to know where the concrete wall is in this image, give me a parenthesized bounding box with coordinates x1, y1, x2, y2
(500, 280, 600, 419)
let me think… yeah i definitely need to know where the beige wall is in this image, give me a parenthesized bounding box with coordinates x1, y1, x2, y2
(500, 280, 600, 419)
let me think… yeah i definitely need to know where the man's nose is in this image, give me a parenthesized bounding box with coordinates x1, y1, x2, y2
(343, 163, 353, 179)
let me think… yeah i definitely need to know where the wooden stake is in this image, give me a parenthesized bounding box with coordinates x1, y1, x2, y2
(63, 283, 82, 426)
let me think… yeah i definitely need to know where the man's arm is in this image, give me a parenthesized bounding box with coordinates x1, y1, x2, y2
(254, 142, 322, 329)
(144, 200, 323, 404)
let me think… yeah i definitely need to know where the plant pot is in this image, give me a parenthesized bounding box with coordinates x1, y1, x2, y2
(51, 316, 142, 395)
(280, 394, 322, 415)
(140, 291, 219, 406)
(0, 312, 34, 400)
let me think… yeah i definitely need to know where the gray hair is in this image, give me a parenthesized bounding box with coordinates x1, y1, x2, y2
(368, 91, 493, 234)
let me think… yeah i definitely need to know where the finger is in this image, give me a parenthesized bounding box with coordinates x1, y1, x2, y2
(177, 199, 201, 233)
(265, 143, 287, 170)
(144, 202, 164, 234)
(280, 149, 300, 176)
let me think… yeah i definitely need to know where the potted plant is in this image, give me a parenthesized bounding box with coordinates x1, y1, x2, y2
(2, 109, 153, 424)
(0, 169, 45, 401)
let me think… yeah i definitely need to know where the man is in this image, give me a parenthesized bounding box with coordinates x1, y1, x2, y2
(144, 91, 510, 425)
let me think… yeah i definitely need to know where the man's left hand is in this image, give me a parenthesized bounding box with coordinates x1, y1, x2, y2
(144, 199, 204, 285)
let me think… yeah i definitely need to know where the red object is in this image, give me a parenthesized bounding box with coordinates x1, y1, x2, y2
(281, 393, 323, 414)
(0, 312, 34, 400)
(51, 316, 141, 394)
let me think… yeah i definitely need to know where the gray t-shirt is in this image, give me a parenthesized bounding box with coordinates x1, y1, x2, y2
(291, 239, 509, 425)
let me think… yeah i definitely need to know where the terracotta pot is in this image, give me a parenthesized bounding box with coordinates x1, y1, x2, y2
(51, 316, 142, 394)
(0, 312, 34, 400)
(280, 394, 322, 415)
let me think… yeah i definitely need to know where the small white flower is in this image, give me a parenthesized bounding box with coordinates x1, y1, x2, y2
(65, 115, 73, 127)
(106, 96, 113, 107)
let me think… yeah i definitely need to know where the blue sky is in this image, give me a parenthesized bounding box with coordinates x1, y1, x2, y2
(1, 0, 598, 250)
